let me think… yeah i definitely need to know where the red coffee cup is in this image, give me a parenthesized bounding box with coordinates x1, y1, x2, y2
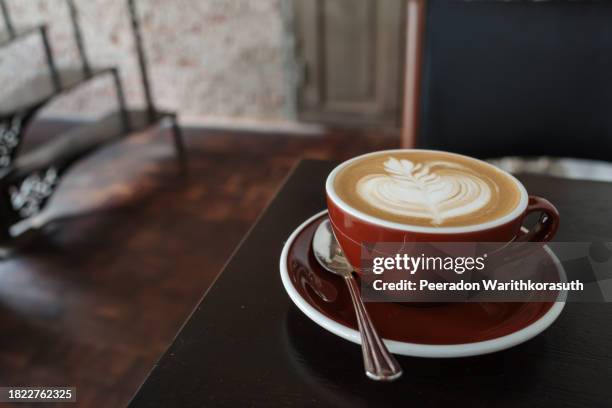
(326, 150, 560, 272)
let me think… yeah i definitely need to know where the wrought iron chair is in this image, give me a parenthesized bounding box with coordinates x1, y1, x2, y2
(0, 0, 185, 247)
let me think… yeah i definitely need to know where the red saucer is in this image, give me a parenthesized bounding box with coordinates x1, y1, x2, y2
(283, 212, 562, 347)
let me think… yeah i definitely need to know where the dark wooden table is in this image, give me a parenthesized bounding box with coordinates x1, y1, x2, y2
(130, 160, 612, 407)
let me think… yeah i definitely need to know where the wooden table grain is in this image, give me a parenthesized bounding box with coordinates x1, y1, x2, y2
(130, 160, 612, 407)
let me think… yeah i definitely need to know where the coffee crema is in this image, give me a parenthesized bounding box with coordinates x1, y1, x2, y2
(333, 151, 522, 228)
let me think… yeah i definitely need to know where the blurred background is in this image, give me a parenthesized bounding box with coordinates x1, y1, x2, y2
(2, 0, 292, 125)
(1, 0, 612, 407)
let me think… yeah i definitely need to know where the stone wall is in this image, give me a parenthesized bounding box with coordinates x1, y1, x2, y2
(0, 0, 289, 122)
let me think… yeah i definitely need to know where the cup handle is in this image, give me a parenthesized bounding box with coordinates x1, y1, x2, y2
(516, 196, 560, 243)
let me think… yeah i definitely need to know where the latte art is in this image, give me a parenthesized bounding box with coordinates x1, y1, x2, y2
(357, 158, 493, 225)
(333, 151, 522, 228)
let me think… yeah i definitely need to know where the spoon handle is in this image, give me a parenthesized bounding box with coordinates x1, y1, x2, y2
(344, 273, 403, 381)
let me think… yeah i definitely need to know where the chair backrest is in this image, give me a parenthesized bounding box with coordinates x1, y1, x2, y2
(416, 0, 612, 161)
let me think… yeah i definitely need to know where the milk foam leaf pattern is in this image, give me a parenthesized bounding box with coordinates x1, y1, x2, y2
(383, 158, 443, 222)
(356, 157, 492, 226)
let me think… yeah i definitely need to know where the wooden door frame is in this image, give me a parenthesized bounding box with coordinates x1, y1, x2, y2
(290, 0, 405, 128)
